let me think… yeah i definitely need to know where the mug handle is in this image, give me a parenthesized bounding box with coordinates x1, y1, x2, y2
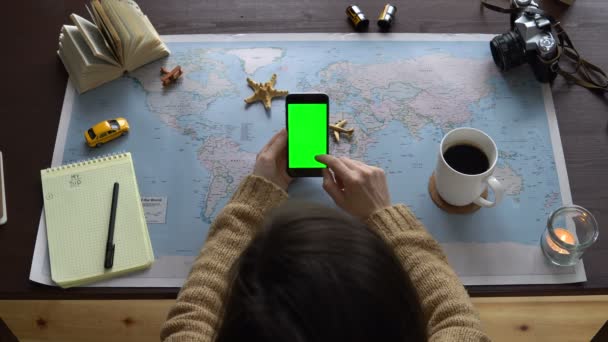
(473, 176, 505, 208)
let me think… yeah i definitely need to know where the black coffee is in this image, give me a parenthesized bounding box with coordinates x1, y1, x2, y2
(443, 144, 489, 175)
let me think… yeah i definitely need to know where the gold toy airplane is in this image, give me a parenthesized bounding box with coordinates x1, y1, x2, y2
(329, 119, 355, 142)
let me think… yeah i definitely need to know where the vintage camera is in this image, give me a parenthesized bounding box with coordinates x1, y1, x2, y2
(490, 0, 558, 83)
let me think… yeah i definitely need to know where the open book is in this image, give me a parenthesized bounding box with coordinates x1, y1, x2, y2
(58, 0, 170, 93)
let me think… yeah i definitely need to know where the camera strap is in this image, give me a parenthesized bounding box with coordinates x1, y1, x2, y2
(549, 23, 608, 91)
(481, 0, 608, 91)
(480, 0, 518, 14)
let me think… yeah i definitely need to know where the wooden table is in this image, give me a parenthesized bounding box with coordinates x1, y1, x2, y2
(1, 0, 607, 301)
(2, 297, 608, 341)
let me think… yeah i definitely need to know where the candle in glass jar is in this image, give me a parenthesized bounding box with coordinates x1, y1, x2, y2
(547, 228, 575, 255)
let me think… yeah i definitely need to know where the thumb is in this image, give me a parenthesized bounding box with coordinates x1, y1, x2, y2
(322, 168, 345, 205)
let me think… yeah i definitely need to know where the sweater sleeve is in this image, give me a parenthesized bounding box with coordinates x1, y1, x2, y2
(160, 175, 288, 342)
(366, 205, 490, 342)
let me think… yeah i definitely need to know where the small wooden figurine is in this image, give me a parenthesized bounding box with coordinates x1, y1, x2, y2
(329, 119, 355, 142)
(244, 74, 289, 110)
(160, 66, 183, 86)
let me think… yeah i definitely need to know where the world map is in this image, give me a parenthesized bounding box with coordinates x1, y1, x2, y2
(50, 34, 583, 286)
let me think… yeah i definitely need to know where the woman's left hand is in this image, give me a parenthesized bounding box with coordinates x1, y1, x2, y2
(253, 129, 292, 191)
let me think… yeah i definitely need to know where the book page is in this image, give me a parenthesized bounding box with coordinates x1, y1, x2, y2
(70, 14, 119, 66)
(87, 4, 119, 61)
(114, 0, 147, 57)
(85, 4, 97, 25)
(91, 0, 124, 65)
(62, 26, 105, 68)
(59, 25, 123, 93)
(101, 0, 134, 65)
(130, 15, 170, 71)
(112, 0, 170, 71)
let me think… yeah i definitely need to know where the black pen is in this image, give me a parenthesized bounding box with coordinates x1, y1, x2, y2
(104, 182, 119, 269)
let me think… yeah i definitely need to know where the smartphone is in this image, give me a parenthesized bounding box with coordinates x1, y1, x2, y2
(286, 93, 329, 177)
(0, 152, 6, 225)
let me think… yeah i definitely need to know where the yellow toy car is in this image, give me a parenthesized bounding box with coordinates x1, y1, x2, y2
(85, 118, 130, 147)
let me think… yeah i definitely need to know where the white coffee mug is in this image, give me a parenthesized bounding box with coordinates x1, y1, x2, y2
(435, 127, 505, 207)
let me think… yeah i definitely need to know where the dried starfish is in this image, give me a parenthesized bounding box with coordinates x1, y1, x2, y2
(244, 74, 289, 109)
(329, 119, 355, 142)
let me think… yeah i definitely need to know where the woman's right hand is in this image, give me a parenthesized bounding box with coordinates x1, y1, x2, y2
(315, 155, 392, 220)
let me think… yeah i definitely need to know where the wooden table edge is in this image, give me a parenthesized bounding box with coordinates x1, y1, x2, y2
(1, 296, 607, 341)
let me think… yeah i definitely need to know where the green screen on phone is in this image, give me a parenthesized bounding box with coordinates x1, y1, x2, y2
(288, 103, 327, 169)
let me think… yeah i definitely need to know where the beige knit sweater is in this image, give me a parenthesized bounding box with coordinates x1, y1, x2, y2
(161, 175, 490, 342)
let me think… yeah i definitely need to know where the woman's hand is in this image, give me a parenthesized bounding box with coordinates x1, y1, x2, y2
(253, 129, 292, 191)
(315, 155, 391, 219)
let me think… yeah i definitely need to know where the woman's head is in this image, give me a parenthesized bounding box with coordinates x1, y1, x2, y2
(214, 203, 427, 342)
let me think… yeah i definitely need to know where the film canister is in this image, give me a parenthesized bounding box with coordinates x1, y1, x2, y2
(377, 4, 397, 30)
(346, 5, 370, 31)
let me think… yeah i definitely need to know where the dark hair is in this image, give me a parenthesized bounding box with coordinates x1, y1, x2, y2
(214, 202, 427, 342)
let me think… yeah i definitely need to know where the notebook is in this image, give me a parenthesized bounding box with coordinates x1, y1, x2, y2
(40, 152, 154, 288)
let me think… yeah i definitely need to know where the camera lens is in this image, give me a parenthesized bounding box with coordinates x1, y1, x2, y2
(490, 31, 527, 71)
